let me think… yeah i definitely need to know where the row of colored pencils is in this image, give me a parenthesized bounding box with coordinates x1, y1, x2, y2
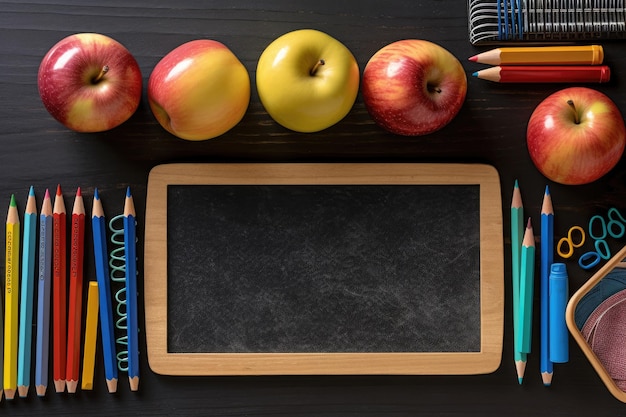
(511, 182, 554, 385)
(2, 186, 139, 400)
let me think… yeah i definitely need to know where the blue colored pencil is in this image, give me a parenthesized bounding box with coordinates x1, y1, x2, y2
(124, 187, 140, 391)
(92, 189, 118, 393)
(35, 189, 53, 397)
(17, 186, 37, 398)
(540, 186, 554, 386)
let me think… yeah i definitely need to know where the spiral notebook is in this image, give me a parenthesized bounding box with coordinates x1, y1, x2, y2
(468, 0, 626, 44)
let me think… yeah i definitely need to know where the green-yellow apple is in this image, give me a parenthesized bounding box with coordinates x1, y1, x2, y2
(256, 29, 359, 133)
(362, 39, 467, 136)
(38, 33, 142, 133)
(527, 87, 626, 185)
(148, 39, 250, 141)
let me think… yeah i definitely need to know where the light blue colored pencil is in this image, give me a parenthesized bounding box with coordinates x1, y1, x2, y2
(92, 188, 118, 393)
(124, 187, 140, 391)
(17, 186, 37, 398)
(540, 186, 554, 386)
(35, 189, 53, 397)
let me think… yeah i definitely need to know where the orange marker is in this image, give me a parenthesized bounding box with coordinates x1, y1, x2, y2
(52, 185, 67, 393)
(65, 188, 85, 394)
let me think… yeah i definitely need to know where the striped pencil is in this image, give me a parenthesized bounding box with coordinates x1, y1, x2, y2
(53, 185, 67, 393)
(124, 187, 140, 391)
(17, 187, 37, 398)
(66, 188, 85, 394)
(4, 195, 20, 400)
(92, 189, 118, 393)
(36, 189, 53, 397)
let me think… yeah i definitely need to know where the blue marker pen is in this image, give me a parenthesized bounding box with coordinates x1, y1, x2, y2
(549, 263, 569, 363)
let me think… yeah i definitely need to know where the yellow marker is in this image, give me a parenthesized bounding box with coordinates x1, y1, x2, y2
(469, 45, 604, 65)
(4, 195, 20, 400)
(81, 282, 99, 390)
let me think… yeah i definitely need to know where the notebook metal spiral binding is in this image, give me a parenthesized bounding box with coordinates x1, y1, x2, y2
(468, 0, 626, 45)
(108, 214, 129, 372)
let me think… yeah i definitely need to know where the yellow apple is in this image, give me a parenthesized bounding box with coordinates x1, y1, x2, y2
(256, 29, 359, 133)
(148, 40, 250, 141)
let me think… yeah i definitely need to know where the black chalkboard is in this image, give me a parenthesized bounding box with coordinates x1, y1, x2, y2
(144, 163, 503, 376)
(167, 184, 481, 353)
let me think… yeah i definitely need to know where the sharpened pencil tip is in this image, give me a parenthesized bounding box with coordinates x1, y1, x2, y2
(545, 185, 550, 195)
(126, 186, 132, 198)
(527, 217, 532, 228)
(56, 184, 62, 195)
(518, 377, 524, 385)
(9, 194, 16, 207)
(472, 71, 478, 77)
(29, 185, 35, 196)
(468, 55, 478, 62)
(76, 187, 81, 197)
(44, 188, 50, 199)
(94, 187, 100, 200)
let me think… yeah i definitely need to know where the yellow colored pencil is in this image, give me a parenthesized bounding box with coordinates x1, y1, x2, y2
(4, 195, 20, 400)
(469, 45, 604, 65)
(81, 282, 99, 391)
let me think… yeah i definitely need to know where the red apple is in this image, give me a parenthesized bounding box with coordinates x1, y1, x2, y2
(148, 40, 250, 141)
(527, 87, 626, 185)
(362, 40, 467, 136)
(38, 33, 142, 132)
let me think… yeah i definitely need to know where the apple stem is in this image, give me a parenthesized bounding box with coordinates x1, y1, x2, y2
(92, 65, 109, 84)
(567, 99, 580, 124)
(310, 59, 325, 76)
(427, 83, 442, 94)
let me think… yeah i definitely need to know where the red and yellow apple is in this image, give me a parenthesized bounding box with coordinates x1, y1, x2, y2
(148, 39, 250, 141)
(256, 29, 359, 133)
(527, 87, 626, 185)
(362, 39, 467, 136)
(38, 33, 142, 133)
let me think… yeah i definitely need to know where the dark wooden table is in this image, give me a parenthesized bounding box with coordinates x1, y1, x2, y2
(2, 0, 626, 415)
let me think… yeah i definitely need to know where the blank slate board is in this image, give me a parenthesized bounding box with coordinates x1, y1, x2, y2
(144, 163, 504, 376)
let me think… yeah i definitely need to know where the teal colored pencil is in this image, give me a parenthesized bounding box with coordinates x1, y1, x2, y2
(35, 190, 53, 397)
(92, 189, 118, 393)
(17, 187, 37, 398)
(511, 181, 527, 383)
(124, 187, 140, 391)
(518, 218, 536, 355)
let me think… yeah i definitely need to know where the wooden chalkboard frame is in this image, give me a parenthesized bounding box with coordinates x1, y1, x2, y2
(144, 163, 504, 376)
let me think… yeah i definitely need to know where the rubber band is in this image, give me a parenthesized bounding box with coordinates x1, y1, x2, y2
(579, 251, 601, 269)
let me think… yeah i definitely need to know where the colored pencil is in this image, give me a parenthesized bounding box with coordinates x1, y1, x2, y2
(4, 195, 20, 400)
(125, 187, 140, 391)
(517, 218, 536, 356)
(66, 188, 85, 394)
(540, 186, 554, 386)
(52, 184, 67, 393)
(472, 65, 610, 83)
(36, 189, 53, 397)
(469, 45, 604, 65)
(81, 282, 99, 391)
(510, 181, 526, 384)
(17, 187, 37, 398)
(92, 189, 118, 393)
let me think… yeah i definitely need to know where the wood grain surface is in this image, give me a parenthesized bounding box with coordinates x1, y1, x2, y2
(2, 0, 626, 415)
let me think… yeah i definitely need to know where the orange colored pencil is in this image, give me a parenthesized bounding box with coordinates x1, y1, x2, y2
(65, 188, 85, 394)
(52, 185, 67, 393)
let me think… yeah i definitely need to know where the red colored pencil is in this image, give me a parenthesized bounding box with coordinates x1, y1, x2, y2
(472, 65, 610, 83)
(65, 188, 85, 394)
(52, 185, 67, 393)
